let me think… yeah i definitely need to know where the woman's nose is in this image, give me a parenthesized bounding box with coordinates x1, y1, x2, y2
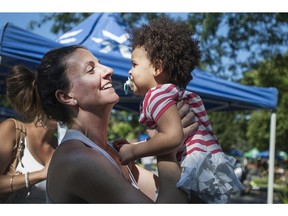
(102, 65, 113, 77)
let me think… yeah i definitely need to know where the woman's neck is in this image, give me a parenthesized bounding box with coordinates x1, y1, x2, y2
(70, 112, 110, 150)
(26, 122, 57, 144)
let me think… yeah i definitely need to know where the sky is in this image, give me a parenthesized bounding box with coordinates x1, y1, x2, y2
(0, 13, 57, 40)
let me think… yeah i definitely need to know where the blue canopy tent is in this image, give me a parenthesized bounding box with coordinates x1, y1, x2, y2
(257, 150, 288, 161)
(0, 13, 278, 203)
(228, 149, 244, 157)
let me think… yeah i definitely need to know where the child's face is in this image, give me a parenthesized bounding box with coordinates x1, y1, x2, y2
(128, 46, 157, 96)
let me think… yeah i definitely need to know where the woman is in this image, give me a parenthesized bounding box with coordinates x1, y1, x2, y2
(22, 45, 198, 203)
(0, 66, 58, 203)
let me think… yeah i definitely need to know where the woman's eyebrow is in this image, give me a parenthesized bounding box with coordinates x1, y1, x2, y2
(83, 60, 95, 68)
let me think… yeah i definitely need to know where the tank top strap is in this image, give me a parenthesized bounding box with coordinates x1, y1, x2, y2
(107, 141, 140, 190)
(61, 129, 122, 174)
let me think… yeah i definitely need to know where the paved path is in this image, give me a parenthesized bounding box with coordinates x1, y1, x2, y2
(230, 188, 282, 204)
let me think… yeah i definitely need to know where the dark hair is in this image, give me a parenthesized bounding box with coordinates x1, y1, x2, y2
(128, 15, 201, 89)
(36, 45, 86, 125)
(6, 65, 41, 123)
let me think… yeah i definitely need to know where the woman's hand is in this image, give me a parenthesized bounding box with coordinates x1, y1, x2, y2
(177, 101, 199, 140)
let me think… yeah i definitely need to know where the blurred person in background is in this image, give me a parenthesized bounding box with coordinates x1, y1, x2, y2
(0, 65, 58, 203)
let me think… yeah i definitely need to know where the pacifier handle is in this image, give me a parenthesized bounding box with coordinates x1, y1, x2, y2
(124, 77, 131, 95)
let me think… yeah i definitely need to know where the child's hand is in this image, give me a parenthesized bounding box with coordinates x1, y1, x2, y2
(118, 144, 135, 165)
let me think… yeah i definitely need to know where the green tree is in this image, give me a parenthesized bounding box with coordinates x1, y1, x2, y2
(29, 13, 91, 35)
(108, 109, 146, 141)
(187, 13, 288, 80)
(209, 111, 250, 152)
(241, 53, 288, 152)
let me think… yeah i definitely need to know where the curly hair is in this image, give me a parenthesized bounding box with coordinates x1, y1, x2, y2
(128, 15, 201, 89)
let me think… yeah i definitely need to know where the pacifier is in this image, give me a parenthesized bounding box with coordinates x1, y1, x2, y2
(124, 77, 133, 95)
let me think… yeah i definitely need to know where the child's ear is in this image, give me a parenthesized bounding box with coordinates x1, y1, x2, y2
(153, 60, 164, 76)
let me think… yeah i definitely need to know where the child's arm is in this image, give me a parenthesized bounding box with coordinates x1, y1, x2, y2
(119, 104, 183, 165)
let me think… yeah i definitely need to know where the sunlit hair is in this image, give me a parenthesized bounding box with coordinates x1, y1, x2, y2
(128, 15, 201, 89)
(6, 65, 43, 123)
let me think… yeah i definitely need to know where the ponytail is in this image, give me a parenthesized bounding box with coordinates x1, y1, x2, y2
(6, 65, 45, 123)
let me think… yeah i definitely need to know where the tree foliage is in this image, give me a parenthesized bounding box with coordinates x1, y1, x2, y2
(187, 13, 288, 80)
(29, 13, 91, 34)
(241, 53, 288, 152)
(108, 109, 146, 142)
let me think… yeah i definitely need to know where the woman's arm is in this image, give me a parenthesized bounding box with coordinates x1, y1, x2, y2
(0, 119, 49, 199)
(0, 119, 19, 198)
(156, 151, 187, 203)
(130, 162, 159, 201)
(0, 119, 16, 175)
(128, 154, 187, 203)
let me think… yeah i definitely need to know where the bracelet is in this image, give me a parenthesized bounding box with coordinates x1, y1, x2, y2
(24, 172, 30, 191)
(10, 175, 15, 192)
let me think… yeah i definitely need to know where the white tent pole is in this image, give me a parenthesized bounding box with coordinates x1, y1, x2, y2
(267, 112, 276, 204)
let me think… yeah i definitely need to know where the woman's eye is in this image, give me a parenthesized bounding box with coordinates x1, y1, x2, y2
(88, 67, 95, 73)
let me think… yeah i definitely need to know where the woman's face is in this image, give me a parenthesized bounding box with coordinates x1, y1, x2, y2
(65, 48, 119, 112)
(128, 46, 157, 96)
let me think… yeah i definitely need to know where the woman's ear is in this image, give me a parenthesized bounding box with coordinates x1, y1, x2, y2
(55, 90, 77, 106)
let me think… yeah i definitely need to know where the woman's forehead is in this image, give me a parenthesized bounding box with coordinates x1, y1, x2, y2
(67, 48, 98, 66)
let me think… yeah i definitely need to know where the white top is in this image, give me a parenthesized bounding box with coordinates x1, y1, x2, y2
(5, 138, 46, 203)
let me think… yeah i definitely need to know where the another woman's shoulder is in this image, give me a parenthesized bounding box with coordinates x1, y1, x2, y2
(0, 118, 17, 136)
(0, 118, 18, 154)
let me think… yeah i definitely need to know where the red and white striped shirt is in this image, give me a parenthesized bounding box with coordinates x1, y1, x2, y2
(139, 83, 223, 162)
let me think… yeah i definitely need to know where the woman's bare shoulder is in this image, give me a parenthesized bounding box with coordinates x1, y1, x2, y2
(51, 140, 117, 174)
(0, 118, 17, 132)
(0, 118, 17, 148)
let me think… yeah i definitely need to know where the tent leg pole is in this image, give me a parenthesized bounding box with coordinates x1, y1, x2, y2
(267, 112, 276, 204)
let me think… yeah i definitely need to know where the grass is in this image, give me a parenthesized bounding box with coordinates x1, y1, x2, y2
(251, 175, 288, 203)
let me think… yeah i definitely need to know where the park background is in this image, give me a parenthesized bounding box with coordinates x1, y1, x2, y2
(0, 0, 288, 214)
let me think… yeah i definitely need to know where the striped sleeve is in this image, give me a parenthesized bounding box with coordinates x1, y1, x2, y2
(139, 84, 179, 128)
